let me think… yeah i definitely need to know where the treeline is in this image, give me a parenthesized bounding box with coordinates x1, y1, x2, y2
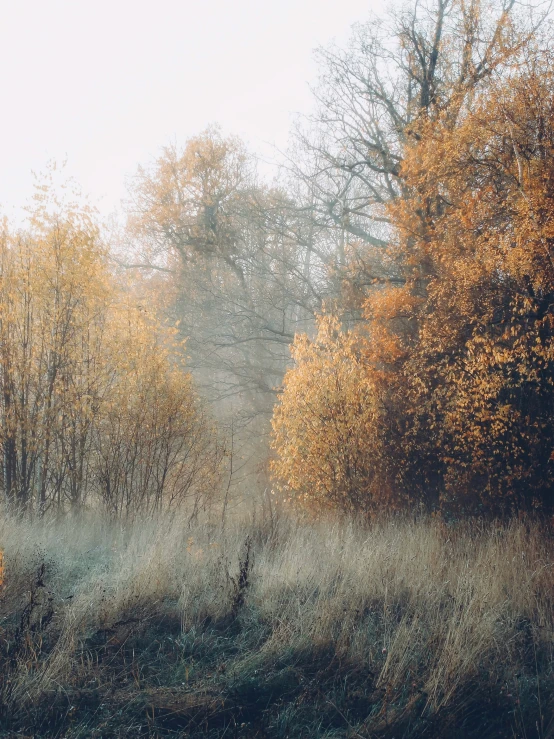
(3, 0, 554, 518)
(116, 0, 554, 517)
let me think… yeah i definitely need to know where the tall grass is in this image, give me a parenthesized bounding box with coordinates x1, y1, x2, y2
(0, 510, 552, 737)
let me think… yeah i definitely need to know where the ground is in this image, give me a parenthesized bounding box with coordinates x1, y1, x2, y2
(0, 511, 552, 737)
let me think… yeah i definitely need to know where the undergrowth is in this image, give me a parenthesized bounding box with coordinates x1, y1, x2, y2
(0, 511, 552, 737)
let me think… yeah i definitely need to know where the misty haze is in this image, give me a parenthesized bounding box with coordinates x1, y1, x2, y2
(0, 0, 553, 736)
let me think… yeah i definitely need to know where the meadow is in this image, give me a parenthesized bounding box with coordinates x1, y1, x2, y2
(0, 510, 552, 737)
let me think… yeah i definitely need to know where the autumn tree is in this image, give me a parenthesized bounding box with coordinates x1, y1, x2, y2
(290, 0, 544, 298)
(0, 188, 111, 512)
(0, 180, 222, 517)
(122, 128, 343, 501)
(125, 128, 327, 422)
(272, 0, 554, 516)
(271, 315, 396, 516)
(93, 298, 223, 518)
(386, 55, 554, 514)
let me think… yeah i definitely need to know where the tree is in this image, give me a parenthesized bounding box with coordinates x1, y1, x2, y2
(93, 299, 223, 518)
(271, 315, 397, 516)
(123, 128, 340, 501)
(272, 1, 554, 516)
(0, 191, 111, 512)
(387, 55, 554, 513)
(0, 180, 222, 517)
(290, 0, 543, 292)
(125, 129, 326, 419)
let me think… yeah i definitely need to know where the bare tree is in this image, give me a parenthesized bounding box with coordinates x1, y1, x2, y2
(124, 130, 331, 427)
(290, 0, 544, 273)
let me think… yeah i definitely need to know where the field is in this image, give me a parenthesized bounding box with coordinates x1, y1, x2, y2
(0, 510, 552, 737)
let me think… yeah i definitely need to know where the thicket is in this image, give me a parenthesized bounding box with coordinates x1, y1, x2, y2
(0, 183, 222, 517)
(272, 4, 554, 517)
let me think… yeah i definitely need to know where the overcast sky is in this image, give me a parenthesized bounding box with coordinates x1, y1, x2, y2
(0, 0, 380, 220)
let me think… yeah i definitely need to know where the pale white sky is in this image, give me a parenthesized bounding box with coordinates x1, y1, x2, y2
(0, 0, 380, 220)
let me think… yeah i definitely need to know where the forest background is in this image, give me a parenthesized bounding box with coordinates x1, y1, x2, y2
(1, 0, 553, 519)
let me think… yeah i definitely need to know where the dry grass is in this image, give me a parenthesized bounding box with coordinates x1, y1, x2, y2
(0, 510, 553, 737)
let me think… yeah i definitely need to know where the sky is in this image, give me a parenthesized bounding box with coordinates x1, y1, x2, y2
(0, 0, 380, 221)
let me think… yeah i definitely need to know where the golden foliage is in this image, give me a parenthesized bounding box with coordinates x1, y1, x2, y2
(272, 54, 554, 515)
(271, 315, 396, 515)
(0, 180, 222, 516)
(390, 60, 554, 513)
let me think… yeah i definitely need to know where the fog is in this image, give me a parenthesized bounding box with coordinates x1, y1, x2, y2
(0, 0, 379, 218)
(0, 2, 553, 735)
